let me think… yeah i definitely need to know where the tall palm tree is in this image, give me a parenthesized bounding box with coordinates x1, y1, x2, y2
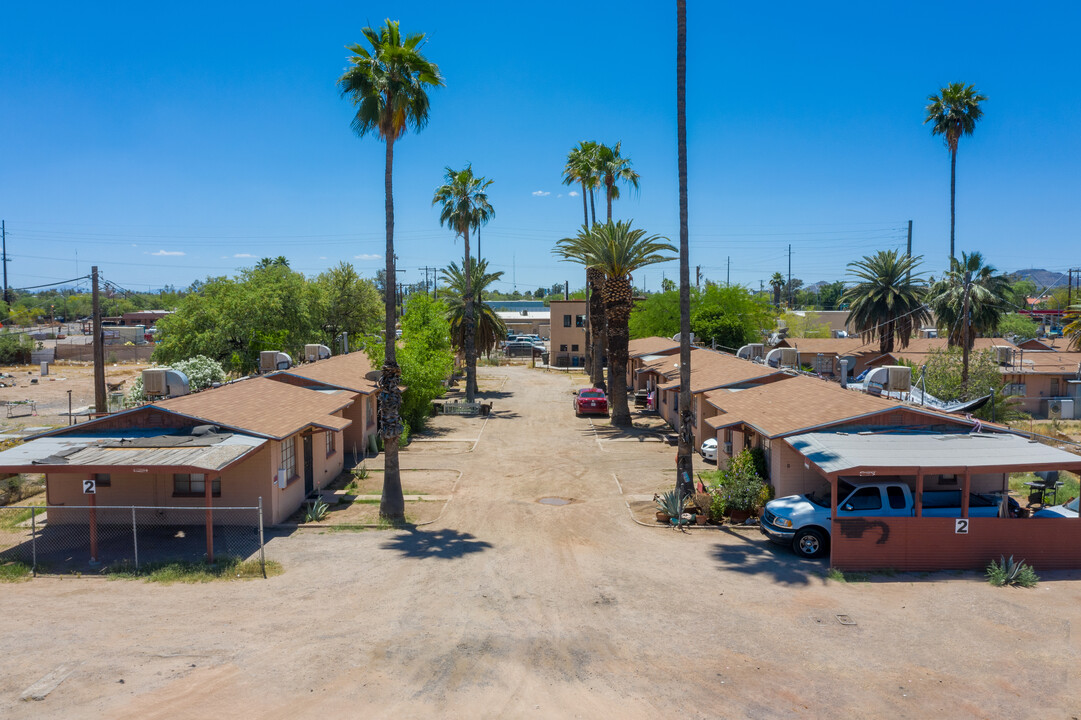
(769, 272, 786, 308)
(842, 250, 930, 354)
(432, 165, 494, 402)
(338, 19, 442, 521)
(441, 258, 507, 358)
(676, 0, 693, 488)
(554, 221, 675, 425)
(594, 142, 640, 223)
(562, 141, 601, 384)
(927, 251, 1010, 386)
(1063, 304, 1081, 351)
(924, 83, 987, 261)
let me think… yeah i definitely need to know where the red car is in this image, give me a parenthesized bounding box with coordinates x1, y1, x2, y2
(574, 388, 609, 417)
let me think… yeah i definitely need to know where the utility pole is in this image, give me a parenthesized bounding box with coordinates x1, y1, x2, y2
(695, 265, 701, 290)
(787, 244, 792, 307)
(906, 220, 913, 283)
(564, 281, 569, 300)
(1, 220, 8, 303)
(92, 266, 106, 414)
(726, 257, 730, 287)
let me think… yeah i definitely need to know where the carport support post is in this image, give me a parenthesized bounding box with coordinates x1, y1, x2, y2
(961, 470, 971, 518)
(914, 472, 923, 517)
(205, 477, 214, 564)
(829, 475, 838, 566)
(88, 489, 99, 564)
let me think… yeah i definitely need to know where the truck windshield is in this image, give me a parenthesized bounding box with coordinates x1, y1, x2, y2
(806, 480, 854, 508)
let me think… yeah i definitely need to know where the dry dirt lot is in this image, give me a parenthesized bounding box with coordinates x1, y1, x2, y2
(1, 365, 1080, 718)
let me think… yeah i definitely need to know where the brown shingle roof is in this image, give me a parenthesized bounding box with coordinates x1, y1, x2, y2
(1007, 351, 1081, 376)
(155, 377, 352, 440)
(702, 374, 969, 438)
(658, 350, 787, 392)
(628, 336, 681, 358)
(638, 347, 718, 382)
(271, 352, 378, 394)
(776, 337, 870, 355)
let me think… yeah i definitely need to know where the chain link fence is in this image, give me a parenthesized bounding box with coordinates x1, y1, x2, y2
(0, 501, 266, 577)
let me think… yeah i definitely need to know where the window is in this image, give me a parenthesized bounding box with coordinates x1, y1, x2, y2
(560, 344, 568, 352)
(575, 314, 585, 328)
(281, 437, 296, 479)
(1050, 378, 1060, 396)
(886, 486, 906, 509)
(173, 473, 220, 497)
(326, 430, 336, 456)
(93, 473, 111, 487)
(571, 344, 579, 352)
(844, 487, 881, 511)
(1003, 383, 1026, 397)
(563, 314, 572, 327)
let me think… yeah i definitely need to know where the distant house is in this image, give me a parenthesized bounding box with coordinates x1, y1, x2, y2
(775, 337, 876, 377)
(626, 336, 680, 387)
(548, 300, 587, 368)
(999, 350, 1081, 417)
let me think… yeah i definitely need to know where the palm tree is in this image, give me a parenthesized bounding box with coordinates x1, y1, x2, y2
(441, 258, 507, 358)
(562, 142, 601, 383)
(432, 165, 494, 402)
(594, 142, 640, 224)
(554, 221, 675, 425)
(842, 250, 930, 354)
(927, 252, 1010, 386)
(769, 272, 786, 308)
(338, 19, 442, 521)
(676, 0, 693, 488)
(924, 83, 987, 261)
(1063, 304, 1081, 350)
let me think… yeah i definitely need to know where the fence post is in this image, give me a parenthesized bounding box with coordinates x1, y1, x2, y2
(31, 507, 37, 577)
(131, 506, 139, 570)
(258, 497, 266, 579)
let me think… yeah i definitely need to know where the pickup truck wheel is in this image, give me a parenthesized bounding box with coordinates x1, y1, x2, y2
(793, 528, 827, 558)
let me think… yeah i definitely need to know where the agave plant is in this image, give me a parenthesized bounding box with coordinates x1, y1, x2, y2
(654, 489, 687, 519)
(987, 555, 1039, 588)
(304, 498, 330, 523)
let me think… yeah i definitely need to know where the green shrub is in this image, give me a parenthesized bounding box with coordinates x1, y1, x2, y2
(708, 449, 765, 514)
(987, 555, 1039, 588)
(0, 332, 33, 364)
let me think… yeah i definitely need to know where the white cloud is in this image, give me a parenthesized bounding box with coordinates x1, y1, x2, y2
(568, 191, 579, 197)
(532, 190, 550, 197)
(354, 253, 382, 261)
(319, 256, 328, 260)
(149, 249, 185, 257)
(557, 194, 563, 198)
(232, 253, 256, 259)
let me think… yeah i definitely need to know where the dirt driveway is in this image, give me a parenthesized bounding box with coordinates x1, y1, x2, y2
(1, 365, 1079, 718)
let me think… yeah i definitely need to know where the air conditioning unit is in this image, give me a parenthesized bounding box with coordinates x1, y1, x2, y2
(260, 351, 292, 373)
(736, 343, 765, 360)
(764, 347, 799, 369)
(141, 368, 190, 398)
(865, 365, 911, 393)
(304, 344, 332, 363)
(723, 441, 733, 455)
(1047, 399, 1063, 420)
(991, 345, 1012, 366)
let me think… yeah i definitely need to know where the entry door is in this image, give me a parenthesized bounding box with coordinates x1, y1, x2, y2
(303, 434, 314, 495)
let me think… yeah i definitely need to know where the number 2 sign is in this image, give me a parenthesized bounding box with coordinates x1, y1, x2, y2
(82, 479, 96, 494)
(955, 518, 969, 534)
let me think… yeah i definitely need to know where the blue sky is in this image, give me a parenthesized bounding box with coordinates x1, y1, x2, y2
(2, 2, 1079, 295)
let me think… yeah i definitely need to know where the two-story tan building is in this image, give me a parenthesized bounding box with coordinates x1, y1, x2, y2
(548, 299, 588, 368)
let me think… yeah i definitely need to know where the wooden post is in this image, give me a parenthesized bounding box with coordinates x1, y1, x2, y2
(88, 486, 99, 563)
(205, 476, 214, 564)
(961, 469, 971, 519)
(914, 472, 923, 518)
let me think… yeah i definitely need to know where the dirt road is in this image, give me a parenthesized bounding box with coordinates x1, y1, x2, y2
(1, 365, 1079, 718)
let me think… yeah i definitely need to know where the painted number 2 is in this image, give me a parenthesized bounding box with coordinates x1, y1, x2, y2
(82, 479, 96, 494)
(955, 518, 969, 534)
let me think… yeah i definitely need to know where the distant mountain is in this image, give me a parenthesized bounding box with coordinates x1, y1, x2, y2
(1008, 269, 1070, 289)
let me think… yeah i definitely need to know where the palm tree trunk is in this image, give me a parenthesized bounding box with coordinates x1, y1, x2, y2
(580, 180, 589, 227)
(581, 180, 593, 379)
(380, 137, 404, 521)
(950, 147, 956, 261)
(463, 226, 477, 403)
(587, 267, 606, 388)
(606, 180, 613, 222)
(961, 274, 971, 390)
(605, 275, 633, 426)
(589, 189, 596, 226)
(676, 0, 694, 488)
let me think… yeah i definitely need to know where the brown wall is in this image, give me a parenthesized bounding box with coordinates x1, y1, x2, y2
(549, 300, 587, 368)
(56, 344, 154, 362)
(831, 516, 1081, 571)
(269, 374, 372, 458)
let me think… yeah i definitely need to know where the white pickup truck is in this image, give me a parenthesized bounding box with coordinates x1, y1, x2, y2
(761, 480, 1016, 558)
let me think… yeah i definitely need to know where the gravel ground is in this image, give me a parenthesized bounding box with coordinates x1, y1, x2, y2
(0, 364, 1079, 718)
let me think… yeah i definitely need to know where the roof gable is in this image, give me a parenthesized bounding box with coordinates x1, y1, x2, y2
(269, 351, 378, 394)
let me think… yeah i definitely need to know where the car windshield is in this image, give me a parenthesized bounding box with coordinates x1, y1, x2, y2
(806, 480, 855, 508)
(579, 391, 604, 399)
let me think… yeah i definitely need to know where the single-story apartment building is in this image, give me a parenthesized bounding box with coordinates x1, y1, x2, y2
(774, 337, 877, 377)
(702, 374, 995, 498)
(268, 350, 380, 457)
(627, 336, 681, 387)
